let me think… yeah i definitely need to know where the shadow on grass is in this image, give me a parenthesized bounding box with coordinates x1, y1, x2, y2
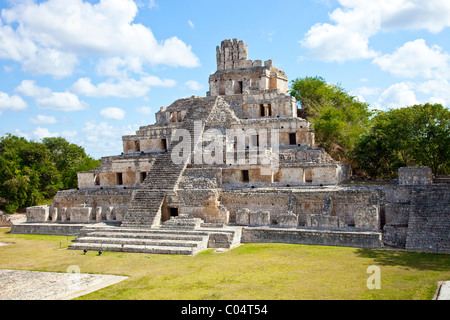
(354, 248, 450, 271)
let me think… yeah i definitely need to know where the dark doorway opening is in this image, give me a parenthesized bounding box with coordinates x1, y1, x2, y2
(170, 207, 179, 217)
(242, 170, 249, 183)
(117, 173, 123, 186)
(289, 133, 297, 145)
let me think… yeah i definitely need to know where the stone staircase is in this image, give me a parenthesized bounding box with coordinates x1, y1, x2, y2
(68, 216, 243, 255)
(68, 226, 210, 255)
(121, 97, 219, 228)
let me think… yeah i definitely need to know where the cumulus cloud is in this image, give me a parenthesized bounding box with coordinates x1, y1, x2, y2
(71, 75, 176, 98)
(15, 80, 87, 112)
(0, 0, 200, 77)
(301, 0, 450, 63)
(376, 82, 419, 110)
(30, 114, 57, 124)
(0, 91, 28, 115)
(417, 79, 450, 107)
(100, 107, 126, 120)
(32, 127, 59, 140)
(373, 39, 450, 79)
(81, 120, 138, 158)
(185, 80, 203, 91)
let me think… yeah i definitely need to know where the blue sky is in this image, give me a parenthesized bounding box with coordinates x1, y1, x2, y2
(1, 0, 449, 159)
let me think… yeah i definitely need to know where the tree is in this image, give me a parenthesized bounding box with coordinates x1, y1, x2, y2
(289, 76, 372, 162)
(42, 137, 100, 190)
(0, 134, 100, 214)
(352, 104, 449, 178)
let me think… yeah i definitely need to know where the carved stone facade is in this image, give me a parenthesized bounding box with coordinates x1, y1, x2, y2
(15, 39, 449, 254)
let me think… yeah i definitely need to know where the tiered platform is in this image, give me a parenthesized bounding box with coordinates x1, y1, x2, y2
(68, 215, 243, 255)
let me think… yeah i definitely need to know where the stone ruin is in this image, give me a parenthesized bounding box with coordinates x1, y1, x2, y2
(12, 39, 449, 255)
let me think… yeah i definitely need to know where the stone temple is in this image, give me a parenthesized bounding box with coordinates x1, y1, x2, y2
(13, 39, 449, 255)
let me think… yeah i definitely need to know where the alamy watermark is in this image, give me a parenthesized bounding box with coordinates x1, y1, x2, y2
(170, 121, 280, 175)
(366, 265, 381, 290)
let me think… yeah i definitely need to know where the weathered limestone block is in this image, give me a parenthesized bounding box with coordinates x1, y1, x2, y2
(69, 207, 93, 222)
(95, 207, 103, 221)
(114, 206, 128, 222)
(106, 207, 114, 221)
(278, 212, 299, 228)
(26, 206, 50, 223)
(307, 214, 339, 228)
(249, 211, 270, 226)
(51, 207, 58, 222)
(399, 166, 433, 185)
(354, 205, 380, 230)
(236, 208, 251, 225)
(60, 207, 68, 222)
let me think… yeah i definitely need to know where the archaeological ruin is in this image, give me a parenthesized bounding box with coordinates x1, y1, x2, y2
(12, 39, 449, 255)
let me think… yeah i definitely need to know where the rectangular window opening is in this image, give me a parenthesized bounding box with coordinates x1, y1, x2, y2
(117, 173, 123, 186)
(242, 170, 249, 183)
(289, 133, 297, 145)
(170, 207, 179, 217)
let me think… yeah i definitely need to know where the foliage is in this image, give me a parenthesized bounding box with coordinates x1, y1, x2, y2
(352, 104, 450, 178)
(0, 134, 100, 214)
(289, 76, 372, 162)
(289, 76, 449, 178)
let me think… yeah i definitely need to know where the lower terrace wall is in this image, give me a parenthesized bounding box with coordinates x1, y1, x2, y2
(241, 227, 382, 249)
(221, 187, 381, 231)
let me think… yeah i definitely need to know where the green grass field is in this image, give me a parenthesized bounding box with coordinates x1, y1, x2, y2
(0, 227, 449, 300)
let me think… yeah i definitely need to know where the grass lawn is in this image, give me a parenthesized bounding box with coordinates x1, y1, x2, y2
(0, 227, 449, 300)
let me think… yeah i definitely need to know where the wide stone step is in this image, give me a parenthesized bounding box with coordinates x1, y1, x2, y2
(79, 226, 212, 237)
(83, 231, 208, 242)
(75, 236, 207, 248)
(68, 242, 198, 255)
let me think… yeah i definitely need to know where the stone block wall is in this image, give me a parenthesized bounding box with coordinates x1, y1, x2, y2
(398, 166, 433, 185)
(405, 186, 450, 253)
(241, 228, 382, 249)
(26, 206, 49, 223)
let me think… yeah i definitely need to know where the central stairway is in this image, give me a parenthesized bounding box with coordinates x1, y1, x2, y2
(68, 215, 242, 255)
(68, 97, 244, 255)
(121, 97, 219, 228)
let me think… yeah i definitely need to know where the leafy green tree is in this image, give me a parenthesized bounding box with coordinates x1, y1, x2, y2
(0, 134, 100, 214)
(352, 104, 449, 178)
(42, 137, 100, 190)
(289, 76, 372, 162)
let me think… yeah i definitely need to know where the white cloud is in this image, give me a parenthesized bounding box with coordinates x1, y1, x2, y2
(30, 114, 57, 124)
(16, 80, 87, 112)
(0, 0, 200, 77)
(81, 120, 138, 158)
(376, 82, 419, 110)
(350, 87, 380, 103)
(417, 79, 450, 107)
(301, 23, 378, 63)
(185, 80, 203, 91)
(0, 91, 28, 115)
(373, 39, 450, 79)
(32, 127, 59, 140)
(188, 20, 195, 29)
(136, 106, 152, 115)
(100, 107, 126, 120)
(71, 75, 176, 98)
(96, 56, 144, 77)
(301, 0, 450, 63)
